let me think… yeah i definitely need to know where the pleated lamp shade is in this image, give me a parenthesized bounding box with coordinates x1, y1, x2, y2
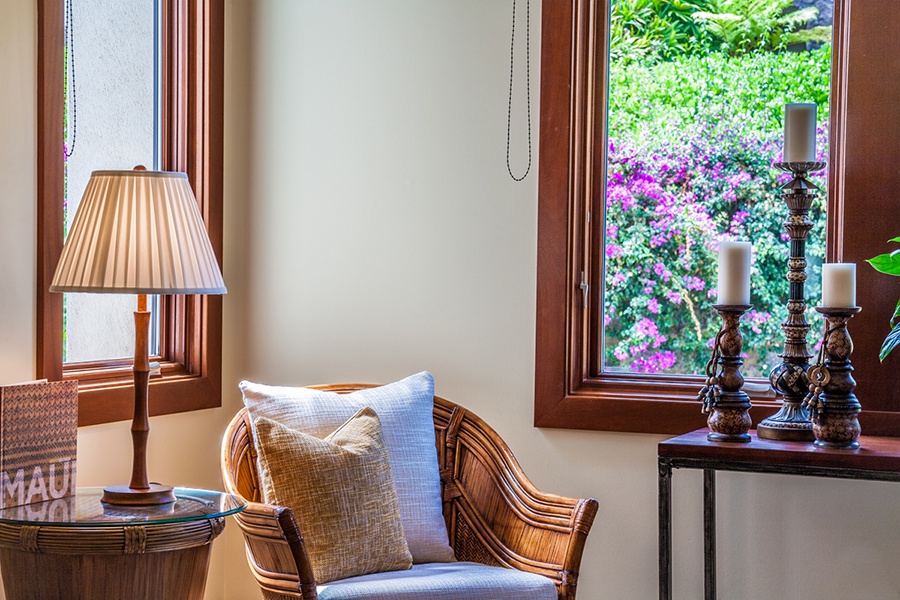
(50, 170, 226, 295)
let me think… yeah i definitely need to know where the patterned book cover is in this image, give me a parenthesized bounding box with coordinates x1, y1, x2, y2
(0, 380, 78, 508)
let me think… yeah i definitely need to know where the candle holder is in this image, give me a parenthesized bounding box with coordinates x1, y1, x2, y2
(699, 305, 753, 443)
(806, 306, 862, 449)
(757, 161, 825, 442)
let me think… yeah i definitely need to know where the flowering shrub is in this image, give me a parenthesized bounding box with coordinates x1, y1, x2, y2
(603, 45, 832, 376)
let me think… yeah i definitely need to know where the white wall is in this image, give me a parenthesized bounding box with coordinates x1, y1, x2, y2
(0, 0, 36, 384)
(2, 1, 898, 599)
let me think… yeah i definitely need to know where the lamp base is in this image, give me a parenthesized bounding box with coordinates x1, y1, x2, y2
(101, 483, 177, 506)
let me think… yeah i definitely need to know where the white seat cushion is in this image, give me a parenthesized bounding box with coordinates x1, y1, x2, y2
(316, 562, 558, 600)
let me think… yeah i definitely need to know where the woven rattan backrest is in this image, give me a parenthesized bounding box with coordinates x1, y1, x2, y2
(223, 409, 262, 502)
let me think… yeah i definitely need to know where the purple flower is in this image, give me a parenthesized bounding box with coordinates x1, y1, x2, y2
(647, 298, 660, 314)
(630, 351, 677, 373)
(683, 275, 705, 291)
(650, 233, 669, 247)
(636, 317, 659, 338)
(731, 210, 750, 227)
(726, 171, 751, 187)
(634, 318, 666, 347)
(653, 262, 672, 282)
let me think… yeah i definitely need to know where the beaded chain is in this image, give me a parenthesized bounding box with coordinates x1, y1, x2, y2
(64, 0, 78, 159)
(506, 0, 531, 182)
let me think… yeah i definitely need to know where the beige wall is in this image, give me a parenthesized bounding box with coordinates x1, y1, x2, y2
(2, 0, 899, 598)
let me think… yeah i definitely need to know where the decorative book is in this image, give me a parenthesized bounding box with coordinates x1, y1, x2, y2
(0, 380, 78, 508)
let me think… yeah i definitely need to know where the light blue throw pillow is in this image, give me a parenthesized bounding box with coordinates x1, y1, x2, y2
(241, 371, 455, 564)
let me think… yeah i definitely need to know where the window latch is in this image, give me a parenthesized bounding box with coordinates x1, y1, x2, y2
(579, 271, 589, 309)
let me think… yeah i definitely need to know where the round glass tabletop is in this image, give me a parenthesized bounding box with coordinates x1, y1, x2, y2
(0, 487, 246, 527)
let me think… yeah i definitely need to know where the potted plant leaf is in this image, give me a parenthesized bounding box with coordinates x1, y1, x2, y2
(866, 237, 900, 361)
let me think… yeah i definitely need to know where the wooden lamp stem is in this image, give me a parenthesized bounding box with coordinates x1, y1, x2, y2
(130, 294, 151, 490)
(101, 294, 176, 505)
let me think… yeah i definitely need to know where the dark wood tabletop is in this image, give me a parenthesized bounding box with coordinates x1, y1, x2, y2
(659, 429, 900, 474)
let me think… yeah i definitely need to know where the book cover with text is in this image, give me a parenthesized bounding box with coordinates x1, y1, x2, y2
(0, 380, 78, 508)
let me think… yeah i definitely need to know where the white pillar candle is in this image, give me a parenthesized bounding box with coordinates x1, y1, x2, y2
(717, 241, 752, 305)
(783, 103, 817, 163)
(821, 263, 857, 308)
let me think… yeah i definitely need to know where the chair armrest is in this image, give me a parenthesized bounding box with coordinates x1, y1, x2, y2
(231, 499, 319, 600)
(439, 402, 598, 600)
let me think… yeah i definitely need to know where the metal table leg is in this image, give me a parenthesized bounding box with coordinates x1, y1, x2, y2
(703, 469, 716, 600)
(659, 458, 672, 600)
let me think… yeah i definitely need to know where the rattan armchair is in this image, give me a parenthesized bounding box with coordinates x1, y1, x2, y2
(221, 383, 599, 600)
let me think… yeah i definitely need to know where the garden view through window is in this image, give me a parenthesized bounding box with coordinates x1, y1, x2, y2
(601, 0, 833, 378)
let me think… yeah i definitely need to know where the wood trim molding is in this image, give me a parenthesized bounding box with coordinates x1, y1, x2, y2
(829, 0, 900, 417)
(535, 0, 900, 435)
(36, 0, 225, 426)
(36, 0, 65, 384)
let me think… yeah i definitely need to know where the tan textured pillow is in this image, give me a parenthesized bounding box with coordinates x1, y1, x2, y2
(253, 407, 413, 583)
(241, 373, 454, 563)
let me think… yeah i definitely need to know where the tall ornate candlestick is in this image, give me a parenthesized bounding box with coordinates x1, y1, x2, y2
(757, 161, 825, 441)
(808, 306, 862, 448)
(705, 305, 753, 443)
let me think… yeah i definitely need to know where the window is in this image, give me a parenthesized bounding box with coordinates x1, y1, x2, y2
(37, 0, 224, 426)
(62, 0, 159, 365)
(535, 0, 900, 436)
(602, 0, 833, 379)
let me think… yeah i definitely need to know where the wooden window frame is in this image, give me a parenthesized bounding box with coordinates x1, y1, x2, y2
(535, 0, 900, 436)
(36, 0, 225, 427)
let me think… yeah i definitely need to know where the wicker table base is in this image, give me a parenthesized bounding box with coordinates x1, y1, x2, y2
(0, 534, 216, 600)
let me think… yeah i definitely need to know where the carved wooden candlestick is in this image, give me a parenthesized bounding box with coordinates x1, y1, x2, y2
(811, 306, 862, 448)
(758, 161, 824, 442)
(706, 305, 752, 443)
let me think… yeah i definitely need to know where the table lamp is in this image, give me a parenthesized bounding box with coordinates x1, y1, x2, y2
(50, 168, 226, 505)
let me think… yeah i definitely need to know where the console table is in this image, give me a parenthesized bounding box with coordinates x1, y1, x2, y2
(0, 487, 245, 600)
(658, 429, 900, 600)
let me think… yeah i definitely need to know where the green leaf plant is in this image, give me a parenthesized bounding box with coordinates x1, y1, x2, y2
(866, 237, 900, 361)
(692, 0, 831, 56)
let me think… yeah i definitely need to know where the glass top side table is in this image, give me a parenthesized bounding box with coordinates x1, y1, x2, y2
(0, 487, 247, 600)
(0, 486, 245, 526)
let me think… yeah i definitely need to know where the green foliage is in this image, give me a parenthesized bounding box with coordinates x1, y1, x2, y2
(608, 43, 832, 137)
(604, 44, 833, 376)
(693, 0, 831, 55)
(866, 237, 900, 361)
(611, 0, 832, 62)
(867, 238, 900, 276)
(610, 0, 714, 62)
(879, 320, 900, 363)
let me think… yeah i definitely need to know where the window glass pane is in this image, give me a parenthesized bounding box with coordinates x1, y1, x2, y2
(602, 0, 833, 378)
(63, 0, 159, 363)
